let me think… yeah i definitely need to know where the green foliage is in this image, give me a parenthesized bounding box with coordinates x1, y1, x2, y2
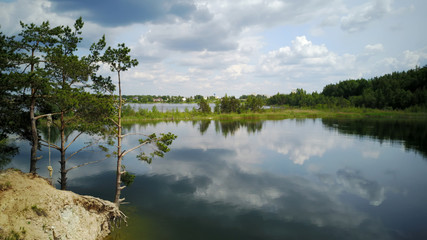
(220, 95, 241, 113)
(265, 66, 427, 111)
(244, 95, 265, 112)
(198, 98, 211, 114)
(121, 172, 136, 187)
(321, 66, 427, 110)
(136, 132, 177, 164)
(101, 43, 139, 73)
(1, 18, 116, 175)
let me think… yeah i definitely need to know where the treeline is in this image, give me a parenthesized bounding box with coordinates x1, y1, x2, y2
(122, 95, 266, 118)
(268, 66, 427, 110)
(126, 66, 427, 112)
(213, 95, 265, 113)
(123, 94, 268, 104)
(123, 94, 219, 103)
(123, 95, 188, 103)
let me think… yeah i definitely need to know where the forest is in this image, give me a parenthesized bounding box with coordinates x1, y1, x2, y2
(268, 66, 427, 110)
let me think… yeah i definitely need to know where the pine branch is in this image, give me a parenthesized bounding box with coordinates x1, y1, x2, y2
(65, 140, 94, 162)
(109, 118, 119, 126)
(121, 132, 149, 138)
(64, 132, 83, 151)
(40, 140, 61, 150)
(65, 156, 109, 173)
(121, 141, 150, 158)
(34, 112, 61, 120)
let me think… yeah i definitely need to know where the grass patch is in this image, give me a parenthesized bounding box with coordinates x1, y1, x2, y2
(0, 181, 12, 191)
(1, 228, 26, 240)
(31, 205, 47, 217)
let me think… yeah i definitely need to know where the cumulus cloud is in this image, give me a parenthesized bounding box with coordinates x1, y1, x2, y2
(225, 64, 255, 78)
(51, 0, 201, 27)
(365, 43, 384, 53)
(371, 47, 427, 75)
(260, 36, 354, 72)
(259, 36, 357, 89)
(1, 0, 425, 96)
(0, 0, 76, 34)
(215, 0, 339, 30)
(403, 49, 427, 67)
(143, 21, 238, 52)
(340, 0, 392, 32)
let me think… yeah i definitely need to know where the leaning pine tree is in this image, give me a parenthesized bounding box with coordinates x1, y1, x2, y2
(101, 43, 176, 207)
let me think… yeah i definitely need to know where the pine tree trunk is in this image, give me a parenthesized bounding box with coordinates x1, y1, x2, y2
(59, 112, 67, 190)
(114, 71, 123, 206)
(29, 95, 38, 173)
(29, 51, 38, 173)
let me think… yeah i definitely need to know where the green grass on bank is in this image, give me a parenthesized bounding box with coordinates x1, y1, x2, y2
(122, 106, 427, 122)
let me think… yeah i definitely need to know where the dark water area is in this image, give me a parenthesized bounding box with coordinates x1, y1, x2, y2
(4, 118, 427, 240)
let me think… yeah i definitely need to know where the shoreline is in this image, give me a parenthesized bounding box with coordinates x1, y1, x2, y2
(122, 108, 427, 122)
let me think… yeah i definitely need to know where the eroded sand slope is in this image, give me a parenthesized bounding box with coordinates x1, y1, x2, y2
(0, 169, 123, 240)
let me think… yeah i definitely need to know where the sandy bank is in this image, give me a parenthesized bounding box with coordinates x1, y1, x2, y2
(0, 169, 124, 240)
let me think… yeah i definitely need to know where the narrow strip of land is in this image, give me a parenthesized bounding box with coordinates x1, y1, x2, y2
(122, 108, 427, 122)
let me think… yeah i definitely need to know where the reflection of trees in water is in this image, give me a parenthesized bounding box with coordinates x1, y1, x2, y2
(213, 120, 264, 137)
(126, 120, 264, 137)
(199, 120, 211, 135)
(122, 120, 182, 131)
(0, 137, 18, 169)
(322, 118, 427, 158)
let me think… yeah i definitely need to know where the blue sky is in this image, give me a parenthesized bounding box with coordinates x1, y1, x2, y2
(1, 0, 426, 97)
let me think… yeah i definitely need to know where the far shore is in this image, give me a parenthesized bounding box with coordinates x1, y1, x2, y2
(121, 107, 427, 122)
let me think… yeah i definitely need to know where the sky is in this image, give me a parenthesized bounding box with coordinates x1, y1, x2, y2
(1, 0, 426, 97)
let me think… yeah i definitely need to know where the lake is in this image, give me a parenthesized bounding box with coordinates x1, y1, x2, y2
(127, 103, 213, 112)
(5, 118, 427, 240)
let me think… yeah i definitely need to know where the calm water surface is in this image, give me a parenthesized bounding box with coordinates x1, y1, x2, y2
(127, 103, 214, 112)
(5, 118, 427, 240)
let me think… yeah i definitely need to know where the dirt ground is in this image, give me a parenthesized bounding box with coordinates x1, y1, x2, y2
(0, 169, 123, 240)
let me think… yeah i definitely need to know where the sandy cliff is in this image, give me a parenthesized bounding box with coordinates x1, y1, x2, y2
(0, 169, 124, 240)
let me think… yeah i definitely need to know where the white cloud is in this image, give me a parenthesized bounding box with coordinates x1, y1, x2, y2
(260, 36, 347, 70)
(0, 0, 76, 35)
(365, 43, 384, 52)
(1, 0, 426, 96)
(259, 36, 357, 89)
(225, 64, 255, 78)
(403, 49, 427, 68)
(340, 0, 392, 33)
(371, 47, 427, 74)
